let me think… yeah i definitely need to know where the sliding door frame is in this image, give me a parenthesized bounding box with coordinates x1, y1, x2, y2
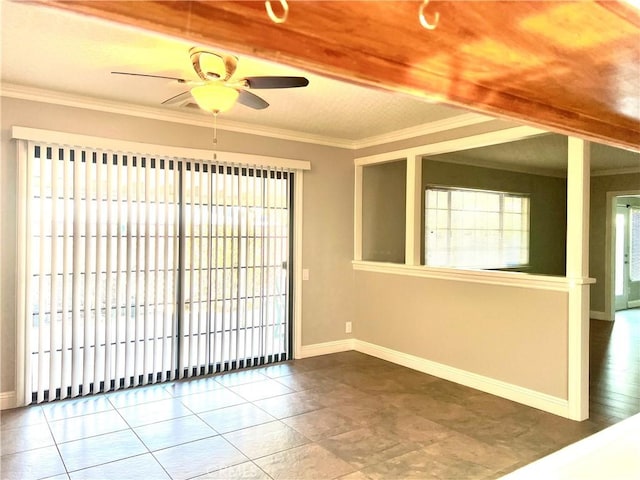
(13, 126, 310, 406)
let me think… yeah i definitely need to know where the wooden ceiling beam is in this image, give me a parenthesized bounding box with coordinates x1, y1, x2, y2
(32, 0, 640, 150)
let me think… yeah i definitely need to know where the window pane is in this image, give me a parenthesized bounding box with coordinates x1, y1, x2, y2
(424, 187, 529, 269)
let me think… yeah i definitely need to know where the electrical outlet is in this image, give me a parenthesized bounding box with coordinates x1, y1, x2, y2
(302, 269, 310, 281)
(345, 321, 352, 334)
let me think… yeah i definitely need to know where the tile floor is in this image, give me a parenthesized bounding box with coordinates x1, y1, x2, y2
(0, 351, 624, 480)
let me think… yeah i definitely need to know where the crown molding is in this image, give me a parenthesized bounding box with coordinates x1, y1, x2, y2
(1, 83, 497, 151)
(0, 83, 355, 149)
(591, 166, 640, 177)
(351, 112, 496, 150)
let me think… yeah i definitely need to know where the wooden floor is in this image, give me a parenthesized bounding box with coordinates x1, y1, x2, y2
(589, 308, 640, 425)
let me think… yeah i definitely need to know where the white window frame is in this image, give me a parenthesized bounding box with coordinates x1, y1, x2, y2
(424, 185, 530, 269)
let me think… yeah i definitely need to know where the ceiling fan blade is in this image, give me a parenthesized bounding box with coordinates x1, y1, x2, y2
(161, 90, 192, 105)
(243, 76, 309, 89)
(111, 71, 187, 83)
(237, 90, 269, 110)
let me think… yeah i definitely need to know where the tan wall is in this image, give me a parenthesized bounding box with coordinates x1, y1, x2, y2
(589, 173, 640, 313)
(362, 160, 406, 262)
(422, 159, 567, 275)
(354, 271, 569, 398)
(0, 97, 354, 394)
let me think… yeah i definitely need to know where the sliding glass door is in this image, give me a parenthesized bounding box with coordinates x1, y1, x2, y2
(22, 142, 292, 404)
(180, 163, 292, 377)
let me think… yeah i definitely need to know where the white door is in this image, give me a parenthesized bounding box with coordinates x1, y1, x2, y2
(614, 205, 630, 311)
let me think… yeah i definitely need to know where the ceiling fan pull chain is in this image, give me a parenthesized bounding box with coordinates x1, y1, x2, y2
(419, 0, 439, 30)
(265, 0, 288, 24)
(212, 113, 218, 160)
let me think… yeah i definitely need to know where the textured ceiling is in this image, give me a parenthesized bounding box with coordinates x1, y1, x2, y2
(428, 134, 640, 176)
(0, 0, 465, 142)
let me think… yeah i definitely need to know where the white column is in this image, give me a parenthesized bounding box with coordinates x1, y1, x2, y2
(353, 165, 363, 261)
(566, 136, 590, 421)
(405, 155, 423, 266)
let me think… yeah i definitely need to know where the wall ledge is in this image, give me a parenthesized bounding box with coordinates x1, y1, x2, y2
(353, 260, 596, 292)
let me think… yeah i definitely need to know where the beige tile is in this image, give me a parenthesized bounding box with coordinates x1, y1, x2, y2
(118, 397, 191, 427)
(273, 371, 337, 392)
(214, 369, 270, 387)
(179, 388, 246, 413)
(58, 429, 147, 472)
(195, 461, 271, 479)
(282, 407, 360, 441)
(337, 472, 372, 480)
(422, 431, 520, 472)
(0, 422, 55, 455)
(319, 426, 421, 470)
(228, 379, 293, 401)
(154, 436, 248, 480)
(1, 446, 66, 480)
(254, 391, 324, 419)
(322, 396, 387, 425)
(310, 384, 371, 408)
(255, 443, 355, 480)
(164, 377, 226, 397)
(49, 409, 129, 443)
(361, 447, 494, 480)
(134, 414, 217, 451)
(68, 453, 170, 480)
(0, 406, 46, 430)
(254, 362, 312, 378)
(107, 385, 173, 408)
(43, 395, 113, 422)
(223, 421, 309, 459)
(365, 407, 457, 446)
(199, 403, 275, 434)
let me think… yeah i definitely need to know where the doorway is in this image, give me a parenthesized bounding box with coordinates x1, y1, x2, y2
(606, 192, 640, 320)
(613, 197, 640, 312)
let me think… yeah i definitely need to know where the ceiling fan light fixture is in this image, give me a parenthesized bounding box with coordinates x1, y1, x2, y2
(191, 84, 239, 113)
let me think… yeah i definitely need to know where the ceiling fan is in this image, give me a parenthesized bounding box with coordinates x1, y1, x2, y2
(112, 47, 310, 114)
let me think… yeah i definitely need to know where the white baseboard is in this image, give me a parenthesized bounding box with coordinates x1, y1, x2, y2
(284, 336, 571, 418)
(353, 339, 570, 418)
(0, 391, 17, 411)
(296, 339, 355, 359)
(628, 300, 640, 309)
(590, 310, 611, 321)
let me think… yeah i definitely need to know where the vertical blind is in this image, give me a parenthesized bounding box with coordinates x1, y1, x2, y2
(21, 141, 292, 404)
